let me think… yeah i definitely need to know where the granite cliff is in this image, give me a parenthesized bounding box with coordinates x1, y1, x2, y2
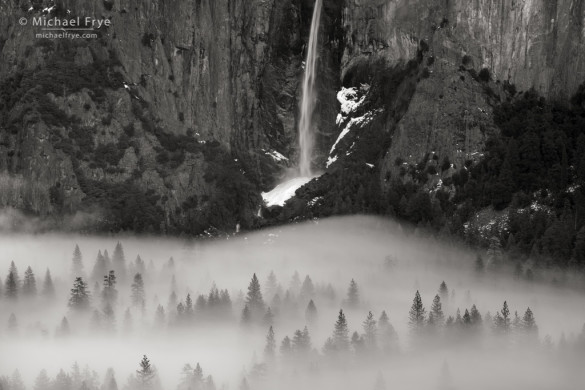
(0, 0, 583, 235)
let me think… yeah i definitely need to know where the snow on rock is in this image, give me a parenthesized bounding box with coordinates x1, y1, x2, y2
(262, 149, 288, 162)
(326, 155, 338, 168)
(262, 177, 314, 207)
(365, 163, 374, 168)
(337, 87, 365, 116)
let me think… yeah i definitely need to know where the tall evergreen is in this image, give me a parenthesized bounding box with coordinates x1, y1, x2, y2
(102, 270, 118, 307)
(112, 242, 127, 282)
(439, 281, 448, 303)
(493, 301, 511, 333)
(408, 291, 426, 335)
(34, 369, 51, 390)
(469, 304, 482, 326)
(475, 255, 485, 274)
(131, 273, 145, 309)
(521, 307, 538, 338)
(136, 355, 156, 388)
(245, 273, 265, 321)
(10, 370, 25, 390)
(378, 311, 398, 353)
(346, 279, 360, 308)
(22, 266, 37, 297)
(71, 244, 84, 278)
(430, 294, 445, 326)
(43, 268, 55, 298)
(91, 250, 107, 283)
(305, 299, 318, 325)
(68, 277, 91, 311)
(155, 305, 165, 327)
(292, 326, 312, 354)
(265, 271, 278, 301)
(332, 309, 350, 352)
(5, 271, 18, 300)
(57, 316, 70, 337)
(362, 311, 377, 351)
(300, 275, 315, 300)
(264, 326, 276, 360)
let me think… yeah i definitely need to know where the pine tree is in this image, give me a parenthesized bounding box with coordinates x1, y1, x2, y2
(102, 270, 118, 307)
(521, 307, 538, 338)
(43, 268, 55, 298)
(185, 294, 194, 320)
(264, 326, 276, 360)
(69, 277, 91, 311)
(53, 369, 73, 390)
(430, 294, 445, 326)
(332, 309, 349, 351)
(305, 299, 318, 325)
(469, 304, 482, 326)
(155, 305, 165, 327)
(378, 311, 398, 353)
(34, 369, 51, 390)
(245, 273, 265, 321)
(289, 271, 301, 295)
(91, 250, 107, 283)
(57, 316, 70, 337)
(439, 281, 448, 302)
(265, 271, 278, 301)
(493, 301, 511, 334)
(362, 311, 377, 351)
(112, 242, 127, 282)
(124, 308, 133, 333)
(263, 307, 274, 326)
(10, 370, 25, 390)
(241, 304, 251, 325)
(131, 273, 145, 309)
(136, 355, 156, 388)
(346, 279, 359, 308)
(300, 275, 315, 300)
(103, 368, 119, 390)
(71, 244, 84, 278)
(5, 271, 18, 300)
(103, 303, 116, 332)
(408, 291, 426, 335)
(22, 266, 37, 297)
(292, 326, 312, 354)
(280, 336, 292, 357)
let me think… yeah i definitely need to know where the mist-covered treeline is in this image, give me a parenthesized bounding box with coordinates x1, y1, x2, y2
(1, 217, 584, 389)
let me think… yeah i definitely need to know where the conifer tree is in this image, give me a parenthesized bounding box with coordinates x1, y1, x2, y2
(69, 277, 91, 311)
(430, 294, 445, 326)
(280, 336, 292, 357)
(112, 242, 127, 282)
(305, 299, 318, 325)
(102, 270, 118, 307)
(346, 279, 359, 308)
(72, 244, 84, 279)
(91, 251, 107, 283)
(245, 273, 265, 321)
(300, 275, 315, 300)
(332, 309, 350, 351)
(241, 304, 251, 325)
(378, 311, 398, 353)
(34, 369, 51, 390)
(521, 307, 538, 338)
(103, 303, 116, 332)
(263, 307, 274, 326)
(408, 291, 426, 335)
(184, 293, 194, 320)
(264, 326, 276, 360)
(103, 368, 119, 390)
(43, 268, 55, 298)
(265, 271, 278, 301)
(362, 311, 377, 351)
(22, 266, 37, 297)
(53, 369, 73, 390)
(57, 316, 70, 337)
(124, 308, 133, 333)
(292, 326, 312, 354)
(289, 271, 301, 295)
(5, 271, 18, 300)
(10, 370, 25, 390)
(136, 355, 156, 388)
(469, 304, 482, 326)
(155, 305, 165, 327)
(439, 281, 448, 303)
(131, 273, 145, 309)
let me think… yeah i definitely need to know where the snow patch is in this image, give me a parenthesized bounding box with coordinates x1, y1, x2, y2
(365, 163, 374, 169)
(326, 155, 338, 168)
(262, 149, 288, 162)
(337, 87, 366, 116)
(262, 177, 314, 207)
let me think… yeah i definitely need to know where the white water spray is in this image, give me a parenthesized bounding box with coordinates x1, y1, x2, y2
(298, 0, 323, 177)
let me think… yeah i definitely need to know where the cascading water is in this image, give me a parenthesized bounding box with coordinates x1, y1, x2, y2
(298, 0, 323, 177)
(262, 0, 323, 207)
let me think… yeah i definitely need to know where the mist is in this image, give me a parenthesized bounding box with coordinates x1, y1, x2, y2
(0, 216, 584, 390)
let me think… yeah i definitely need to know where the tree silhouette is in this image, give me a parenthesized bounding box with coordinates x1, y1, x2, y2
(68, 277, 91, 311)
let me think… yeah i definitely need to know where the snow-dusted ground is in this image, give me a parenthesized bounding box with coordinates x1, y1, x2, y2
(262, 177, 313, 207)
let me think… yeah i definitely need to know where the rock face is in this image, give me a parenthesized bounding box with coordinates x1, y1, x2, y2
(0, 0, 583, 233)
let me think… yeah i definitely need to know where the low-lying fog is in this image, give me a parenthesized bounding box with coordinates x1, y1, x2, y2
(0, 216, 584, 390)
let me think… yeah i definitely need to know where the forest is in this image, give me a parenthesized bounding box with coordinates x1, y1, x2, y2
(0, 217, 584, 390)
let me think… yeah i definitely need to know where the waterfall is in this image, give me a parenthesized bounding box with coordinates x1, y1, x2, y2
(298, 0, 323, 178)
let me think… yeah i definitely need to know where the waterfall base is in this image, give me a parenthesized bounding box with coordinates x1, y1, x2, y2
(261, 177, 314, 207)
